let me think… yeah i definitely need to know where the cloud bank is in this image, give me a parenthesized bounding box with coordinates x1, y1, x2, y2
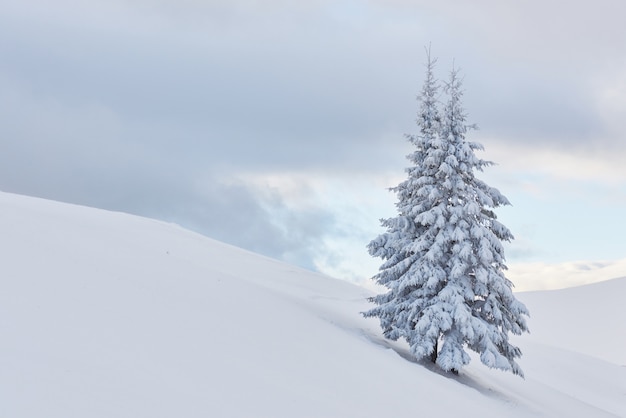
(1, 0, 624, 289)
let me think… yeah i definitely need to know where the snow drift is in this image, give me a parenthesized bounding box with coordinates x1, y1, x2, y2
(1, 191, 624, 417)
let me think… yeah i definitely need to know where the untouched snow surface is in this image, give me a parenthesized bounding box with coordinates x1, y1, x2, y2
(1, 191, 624, 417)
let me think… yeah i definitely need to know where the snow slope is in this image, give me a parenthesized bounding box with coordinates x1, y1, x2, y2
(1, 191, 624, 417)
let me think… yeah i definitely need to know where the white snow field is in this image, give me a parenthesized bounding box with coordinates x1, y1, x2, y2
(1, 191, 624, 417)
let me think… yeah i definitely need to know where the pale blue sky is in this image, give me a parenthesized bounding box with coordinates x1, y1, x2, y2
(1, 0, 624, 290)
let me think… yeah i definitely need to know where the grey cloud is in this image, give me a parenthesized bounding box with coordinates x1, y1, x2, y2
(5, 0, 617, 167)
(169, 181, 336, 269)
(1, 13, 396, 166)
(466, 71, 606, 146)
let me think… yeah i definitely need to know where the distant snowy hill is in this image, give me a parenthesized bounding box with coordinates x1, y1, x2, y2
(1, 192, 624, 417)
(519, 277, 626, 366)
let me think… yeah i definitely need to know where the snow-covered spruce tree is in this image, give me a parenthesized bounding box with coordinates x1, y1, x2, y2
(364, 56, 529, 377)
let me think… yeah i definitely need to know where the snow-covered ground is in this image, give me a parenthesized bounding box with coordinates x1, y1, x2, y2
(1, 191, 624, 417)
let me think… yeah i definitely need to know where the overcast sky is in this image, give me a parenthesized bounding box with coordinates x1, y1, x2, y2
(1, 0, 625, 290)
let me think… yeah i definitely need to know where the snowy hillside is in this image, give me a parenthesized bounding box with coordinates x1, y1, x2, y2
(1, 191, 624, 418)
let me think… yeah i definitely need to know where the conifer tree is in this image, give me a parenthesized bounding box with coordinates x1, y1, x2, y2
(364, 54, 529, 376)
